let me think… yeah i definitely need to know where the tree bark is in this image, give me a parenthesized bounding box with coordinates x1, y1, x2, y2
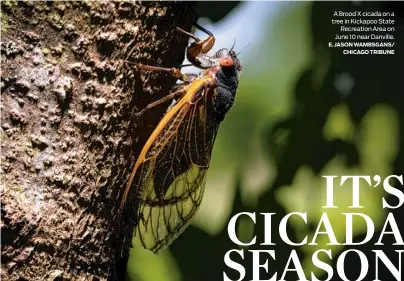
(1, 1, 194, 280)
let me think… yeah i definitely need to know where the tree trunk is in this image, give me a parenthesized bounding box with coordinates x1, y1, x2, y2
(1, 1, 195, 280)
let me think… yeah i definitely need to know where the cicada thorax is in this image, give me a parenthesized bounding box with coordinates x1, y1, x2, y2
(213, 80, 238, 122)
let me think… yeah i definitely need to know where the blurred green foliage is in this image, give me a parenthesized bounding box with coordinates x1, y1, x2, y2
(128, 2, 403, 281)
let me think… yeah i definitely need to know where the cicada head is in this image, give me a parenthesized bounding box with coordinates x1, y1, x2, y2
(212, 48, 242, 92)
(215, 48, 242, 72)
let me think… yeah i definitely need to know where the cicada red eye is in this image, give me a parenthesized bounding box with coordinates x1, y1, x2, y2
(219, 57, 234, 68)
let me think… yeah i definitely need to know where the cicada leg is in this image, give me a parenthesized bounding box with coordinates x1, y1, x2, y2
(134, 90, 185, 118)
(136, 63, 197, 82)
(177, 22, 216, 68)
(134, 64, 198, 117)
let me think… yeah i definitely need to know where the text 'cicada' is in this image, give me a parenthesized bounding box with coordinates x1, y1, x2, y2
(120, 22, 242, 253)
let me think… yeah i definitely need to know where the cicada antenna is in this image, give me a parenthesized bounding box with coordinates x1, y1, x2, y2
(229, 39, 236, 53)
(236, 41, 252, 57)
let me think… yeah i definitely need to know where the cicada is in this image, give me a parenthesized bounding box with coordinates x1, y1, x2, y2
(120, 23, 242, 253)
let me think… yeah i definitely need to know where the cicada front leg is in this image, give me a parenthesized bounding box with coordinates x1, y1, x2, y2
(135, 64, 197, 83)
(177, 22, 216, 68)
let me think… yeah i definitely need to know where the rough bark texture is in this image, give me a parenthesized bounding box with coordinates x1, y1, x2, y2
(1, 1, 194, 280)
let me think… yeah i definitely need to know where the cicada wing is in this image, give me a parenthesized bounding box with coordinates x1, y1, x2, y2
(130, 86, 220, 253)
(136, 164, 208, 253)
